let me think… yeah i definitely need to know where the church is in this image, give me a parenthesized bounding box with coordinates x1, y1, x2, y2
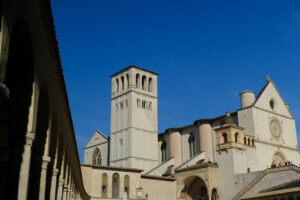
(81, 65, 300, 200)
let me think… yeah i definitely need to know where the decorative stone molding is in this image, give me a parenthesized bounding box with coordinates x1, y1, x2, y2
(25, 132, 35, 146)
(41, 156, 51, 169)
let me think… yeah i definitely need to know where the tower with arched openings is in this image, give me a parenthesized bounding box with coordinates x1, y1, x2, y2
(110, 65, 159, 171)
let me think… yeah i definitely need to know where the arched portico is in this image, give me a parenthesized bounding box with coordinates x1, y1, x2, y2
(179, 176, 209, 200)
(176, 163, 220, 200)
(0, 16, 35, 199)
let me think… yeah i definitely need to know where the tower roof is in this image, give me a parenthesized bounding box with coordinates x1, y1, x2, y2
(110, 65, 159, 77)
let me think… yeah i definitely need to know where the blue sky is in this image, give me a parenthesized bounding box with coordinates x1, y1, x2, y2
(51, 0, 300, 162)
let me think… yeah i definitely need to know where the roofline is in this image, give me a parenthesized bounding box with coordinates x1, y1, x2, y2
(158, 111, 238, 136)
(141, 174, 176, 181)
(81, 164, 143, 173)
(84, 130, 108, 148)
(110, 65, 159, 77)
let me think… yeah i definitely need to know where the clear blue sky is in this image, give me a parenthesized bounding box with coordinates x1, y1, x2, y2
(51, 0, 300, 163)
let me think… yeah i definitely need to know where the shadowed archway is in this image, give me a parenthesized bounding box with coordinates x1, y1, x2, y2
(180, 176, 208, 200)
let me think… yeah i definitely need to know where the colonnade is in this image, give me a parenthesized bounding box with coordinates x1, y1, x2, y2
(0, 0, 90, 199)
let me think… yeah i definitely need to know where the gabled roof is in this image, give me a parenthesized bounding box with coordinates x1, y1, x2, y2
(238, 78, 294, 119)
(84, 130, 108, 148)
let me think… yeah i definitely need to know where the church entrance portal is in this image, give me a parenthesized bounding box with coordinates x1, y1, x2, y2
(180, 177, 208, 200)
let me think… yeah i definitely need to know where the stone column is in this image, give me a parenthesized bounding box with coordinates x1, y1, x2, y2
(57, 151, 65, 200)
(63, 185, 68, 200)
(63, 164, 70, 200)
(50, 137, 59, 200)
(17, 132, 35, 200)
(57, 179, 65, 200)
(129, 70, 134, 88)
(39, 156, 51, 200)
(168, 128, 182, 167)
(39, 124, 52, 200)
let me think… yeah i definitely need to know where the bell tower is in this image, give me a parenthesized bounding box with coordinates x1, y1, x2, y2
(110, 65, 158, 171)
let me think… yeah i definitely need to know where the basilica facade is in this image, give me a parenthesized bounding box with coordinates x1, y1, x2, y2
(82, 65, 300, 200)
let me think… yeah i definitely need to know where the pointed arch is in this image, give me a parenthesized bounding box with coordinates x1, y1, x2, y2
(92, 148, 101, 165)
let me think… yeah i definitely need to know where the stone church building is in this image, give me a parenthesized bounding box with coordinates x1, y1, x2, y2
(82, 65, 300, 200)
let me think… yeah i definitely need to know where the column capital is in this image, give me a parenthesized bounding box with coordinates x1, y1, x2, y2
(58, 179, 65, 185)
(53, 168, 59, 176)
(25, 132, 35, 146)
(41, 156, 51, 169)
(63, 185, 69, 191)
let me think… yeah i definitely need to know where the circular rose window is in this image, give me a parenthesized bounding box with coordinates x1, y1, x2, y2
(270, 119, 281, 138)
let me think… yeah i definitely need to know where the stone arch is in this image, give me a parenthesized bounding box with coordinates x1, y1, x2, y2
(179, 176, 208, 200)
(272, 150, 287, 166)
(102, 173, 108, 198)
(148, 77, 152, 92)
(28, 83, 50, 200)
(112, 173, 120, 198)
(0, 16, 35, 199)
(235, 132, 239, 143)
(126, 73, 129, 88)
(124, 175, 130, 198)
(142, 75, 146, 90)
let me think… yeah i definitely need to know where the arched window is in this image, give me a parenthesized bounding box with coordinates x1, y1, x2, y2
(92, 148, 101, 165)
(126, 74, 129, 88)
(252, 138, 255, 146)
(148, 77, 153, 92)
(112, 173, 120, 198)
(248, 138, 251, 145)
(136, 74, 140, 88)
(244, 137, 247, 145)
(124, 175, 130, 198)
(235, 132, 239, 143)
(222, 133, 227, 143)
(142, 75, 146, 90)
(188, 134, 196, 158)
(102, 173, 108, 198)
(116, 78, 119, 92)
(161, 140, 167, 162)
(121, 76, 124, 90)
